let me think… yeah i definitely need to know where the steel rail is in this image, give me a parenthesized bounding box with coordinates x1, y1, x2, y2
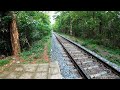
(54, 33, 90, 79)
(54, 32, 120, 78)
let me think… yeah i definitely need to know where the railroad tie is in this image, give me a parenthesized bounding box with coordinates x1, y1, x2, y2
(74, 57, 88, 60)
(84, 65, 99, 70)
(82, 60, 93, 64)
(90, 71, 107, 78)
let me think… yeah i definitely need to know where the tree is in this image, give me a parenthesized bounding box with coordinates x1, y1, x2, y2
(16, 11, 51, 51)
(10, 11, 20, 56)
(0, 11, 51, 56)
(53, 11, 120, 49)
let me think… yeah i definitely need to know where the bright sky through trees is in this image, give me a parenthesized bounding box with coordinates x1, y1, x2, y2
(48, 11, 55, 25)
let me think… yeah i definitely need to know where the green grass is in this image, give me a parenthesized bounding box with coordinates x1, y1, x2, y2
(58, 32, 120, 66)
(0, 57, 12, 66)
(0, 60, 9, 66)
(36, 59, 48, 63)
(19, 33, 51, 64)
(0, 34, 51, 66)
(33, 54, 40, 59)
(105, 47, 120, 55)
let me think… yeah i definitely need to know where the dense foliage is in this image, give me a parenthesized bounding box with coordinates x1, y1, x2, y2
(0, 11, 12, 56)
(53, 11, 120, 49)
(0, 11, 51, 56)
(17, 11, 51, 50)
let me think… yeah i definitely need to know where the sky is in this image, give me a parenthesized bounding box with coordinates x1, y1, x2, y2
(48, 11, 56, 25)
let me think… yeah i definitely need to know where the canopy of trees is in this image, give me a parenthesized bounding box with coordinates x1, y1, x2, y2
(0, 11, 51, 56)
(53, 11, 120, 49)
(17, 11, 51, 50)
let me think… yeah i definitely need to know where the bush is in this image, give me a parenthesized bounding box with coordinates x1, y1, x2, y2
(17, 11, 51, 51)
(0, 59, 10, 66)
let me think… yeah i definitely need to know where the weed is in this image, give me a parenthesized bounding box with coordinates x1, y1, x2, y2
(0, 57, 13, 66)
(47, 36, 51, 56)
(91, 48, 99, 53)
(33, 54, 40, 59)
(81, 43, 87, 46)
(36, 59, 48, 63)
(19, 34, 51, 64)
(0, 59, 10, 66)
(59, 33, 120, 66)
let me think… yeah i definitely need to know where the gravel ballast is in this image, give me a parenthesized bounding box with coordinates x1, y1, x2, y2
(51, 33, 80, 79)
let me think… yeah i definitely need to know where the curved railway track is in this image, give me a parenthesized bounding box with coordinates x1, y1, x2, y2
(54, 32, 120, 79)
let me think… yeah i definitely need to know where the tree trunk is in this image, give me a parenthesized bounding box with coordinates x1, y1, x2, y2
(99, 21, 102, 34)
(10, 11, 20, 56)
(98, 14, 103, 35)
(70, 20, 72, 36)
(92, 11, 96, 37)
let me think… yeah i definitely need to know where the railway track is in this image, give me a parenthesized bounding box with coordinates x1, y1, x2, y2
(54, 32, 120, 79)
(60, 48, 83, 79)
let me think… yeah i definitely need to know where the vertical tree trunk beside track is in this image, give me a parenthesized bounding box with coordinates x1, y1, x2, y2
(70, 20, 72, 36)
(10, 11, 20, 56)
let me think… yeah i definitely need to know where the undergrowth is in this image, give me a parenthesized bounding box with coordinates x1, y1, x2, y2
(20, 34, 51, 64)
(0, 57, 12, 66)
(59, 32, 120, 66)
